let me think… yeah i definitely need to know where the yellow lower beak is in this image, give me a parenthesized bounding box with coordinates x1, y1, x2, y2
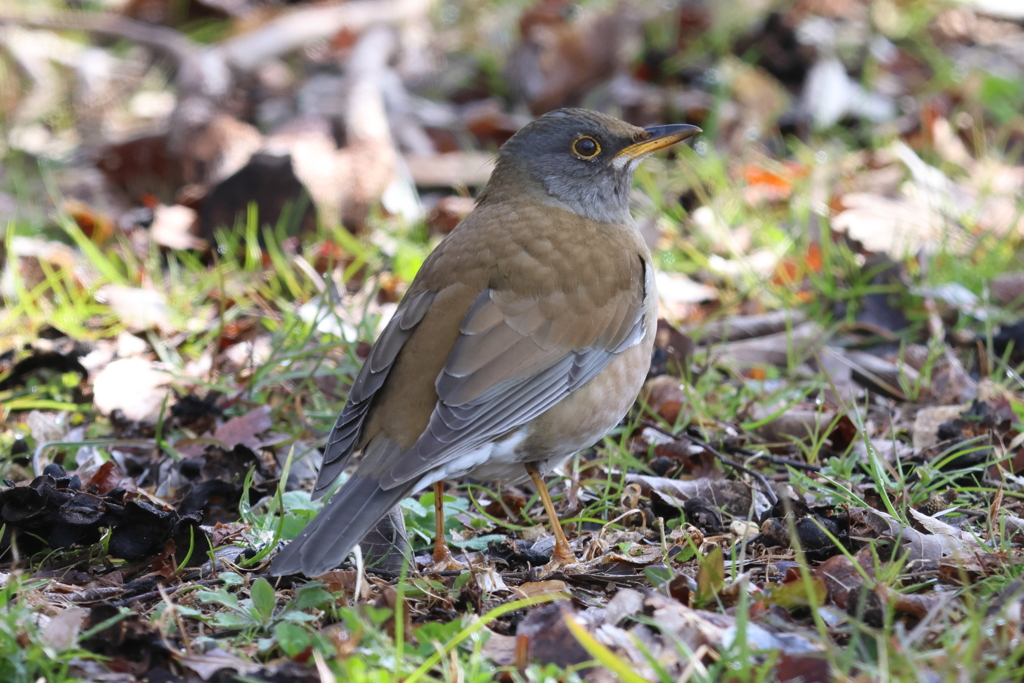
(616, 123, 702, 161)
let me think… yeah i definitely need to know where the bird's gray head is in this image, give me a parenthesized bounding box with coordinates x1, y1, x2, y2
(481, 108, 700, 224)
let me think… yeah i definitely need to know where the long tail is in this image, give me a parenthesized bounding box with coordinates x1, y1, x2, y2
(268, 473, 414, 576)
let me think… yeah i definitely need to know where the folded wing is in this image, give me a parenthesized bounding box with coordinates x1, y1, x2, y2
(378, 255, 649, 490)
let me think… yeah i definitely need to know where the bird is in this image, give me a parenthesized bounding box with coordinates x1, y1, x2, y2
(269, 108, 700, 577)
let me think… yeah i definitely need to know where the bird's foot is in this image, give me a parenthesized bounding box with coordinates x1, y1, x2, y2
(426, 482, 466, 572)
(425, 545, 467, 573)
(538, 540, 582, 576)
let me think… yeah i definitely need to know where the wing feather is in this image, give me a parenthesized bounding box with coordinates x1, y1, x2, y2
(311, 289, 436, 499)
(379, 256, 648, 491)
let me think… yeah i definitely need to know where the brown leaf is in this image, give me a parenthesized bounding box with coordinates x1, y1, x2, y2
(321, 569, 371, 602)
(912, 404, 971, 451)
(849, 507, 981, 561)
(625, 474, 754, 517)
(8, 237, 80, 294)
(832, 192, 951, 257)
(813, 552, 869, 609)
(463, 99, 523, 148)
(602, 546, 666, 566)
(507, 1, 639, 115)
(655, 271, 718, 321)
(480, 629, 518, 666)
(876, 584, 947, 620)
(603, 588, 645, 625)
(515, 601, 591, 669)
(87, 461, 135, 495)
(210, 405, 273, 451)
(775, 652, 833, 683)
(739, 160, 806, 203)
(513, 580, 569, 599)
(766, 577, 827, 610)
(643, 592, 822, 656)
(96, 134, 184, 204)
(639, 375, 686, 424)
(483, 491, 528, 519)
(63, 198, 115, 245)
(907, 508, 985, 554)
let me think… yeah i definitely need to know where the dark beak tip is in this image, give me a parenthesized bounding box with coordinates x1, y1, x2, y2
(644, 123, 702, 140)
(616, 122, 702, 158)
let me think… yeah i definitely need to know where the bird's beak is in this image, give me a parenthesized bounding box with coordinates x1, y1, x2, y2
(615, 123, 702, 162)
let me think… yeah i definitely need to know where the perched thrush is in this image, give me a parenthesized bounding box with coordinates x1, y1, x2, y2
(269, 109, 699, 577)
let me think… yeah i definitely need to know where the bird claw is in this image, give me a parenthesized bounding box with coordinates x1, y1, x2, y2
(426, 547, 467, 573)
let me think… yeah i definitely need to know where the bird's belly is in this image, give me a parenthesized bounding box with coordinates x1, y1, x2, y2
(520, 329, 653, 459)
(413, 429, 535, 490)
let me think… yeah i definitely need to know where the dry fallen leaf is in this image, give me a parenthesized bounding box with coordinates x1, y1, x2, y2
(625, 474, 755, 517)
(912, 404, 971, 451)
(832, 192, 951, 256)
(655, 271, 718, 321)
(849, 507, 982, 561)
(40, 607, 85, 651)
(92, 357, 173, 423)
(96, 285, 176, 335)
(149, 204, 205, 250)
(175, 650, 261, 681)
(208, 405, 273, 451)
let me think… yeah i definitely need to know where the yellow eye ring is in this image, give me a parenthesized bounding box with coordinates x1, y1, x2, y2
(572, 136, 601, 159)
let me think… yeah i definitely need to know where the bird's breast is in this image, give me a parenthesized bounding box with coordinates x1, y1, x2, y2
(519, 306, 656, 463)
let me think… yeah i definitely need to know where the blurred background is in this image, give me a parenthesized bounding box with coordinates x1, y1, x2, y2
(2, 5, 1024, 680)
(2, 0, 1023, 305)
(6, 0, 1024, 437)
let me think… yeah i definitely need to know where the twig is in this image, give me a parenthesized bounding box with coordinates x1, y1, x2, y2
(0, 10, 199, 63)
(109, 577, 222, 608)
(684, 310, 807, 344)
(721, 444, 822, 472)
(364, 565, 464, 579)
(215, 0, 431, 73)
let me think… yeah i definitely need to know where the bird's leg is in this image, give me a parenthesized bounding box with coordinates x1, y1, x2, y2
(526, 463, 577, 570)
(427, 481, 465, 572)
(432, 481, 450, 562)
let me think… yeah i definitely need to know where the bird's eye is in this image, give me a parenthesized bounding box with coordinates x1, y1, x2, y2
(572, 136, 601, 159)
